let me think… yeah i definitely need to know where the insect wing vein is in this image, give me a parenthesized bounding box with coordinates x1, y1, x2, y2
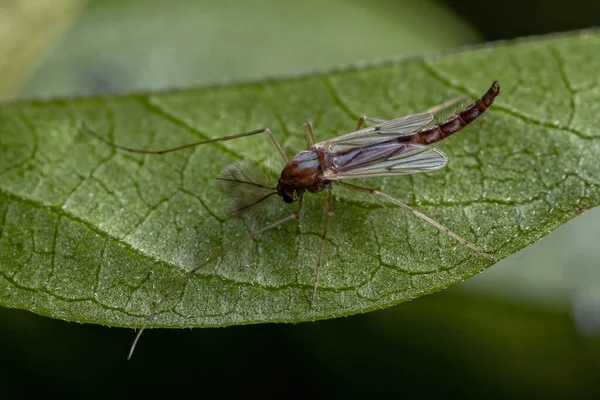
(315, 113, 433, 152)
(323, 144, 447, 180)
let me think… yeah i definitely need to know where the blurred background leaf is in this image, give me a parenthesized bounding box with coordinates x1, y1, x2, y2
(1, 0, 600, 398)
(17, 0, 479, 96)
(0, 0, 83, 97)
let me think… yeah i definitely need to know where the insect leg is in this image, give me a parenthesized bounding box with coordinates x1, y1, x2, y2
(423, 94, 468, 114)
(81, 123, 289, 162)
(353, 94, 470, 131)
(354, 95, 467, 130)
(305, 122, 316, 147)
(127, 197, 304, 360)
(312, 189, 334, 304)
(355, 116, 386, 131)
(335, 182, 496, 262)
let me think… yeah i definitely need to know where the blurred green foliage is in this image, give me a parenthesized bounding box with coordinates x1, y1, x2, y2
(18, 0, 479, 96)
(0, 0, 82, 96)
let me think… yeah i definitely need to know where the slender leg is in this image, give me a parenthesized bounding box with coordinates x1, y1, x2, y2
(312, 189, 334, 304)
(305, 122, 316, 147)
(354, 95, 468, 131)
(128, 197, 304, 360)
(335, 182, 496, 262)
(81, 123, 289, 162)
(423, 94, 468, 114)
(355, 115, 386, 131)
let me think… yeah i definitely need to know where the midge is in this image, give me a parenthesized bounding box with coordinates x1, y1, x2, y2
(85, 81, 500, 359)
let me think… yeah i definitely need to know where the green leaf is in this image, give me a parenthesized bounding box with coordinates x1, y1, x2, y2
(1, 31, 599, 329)
(18, 0, 479, 96)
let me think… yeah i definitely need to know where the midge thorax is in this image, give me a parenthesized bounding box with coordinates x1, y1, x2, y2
(84, 81, 500, 359)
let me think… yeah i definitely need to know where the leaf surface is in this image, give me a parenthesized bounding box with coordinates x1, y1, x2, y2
(1, 31, 599, 328)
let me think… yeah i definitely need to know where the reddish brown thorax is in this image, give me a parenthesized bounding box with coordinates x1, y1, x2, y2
(276, 150, 331, 202)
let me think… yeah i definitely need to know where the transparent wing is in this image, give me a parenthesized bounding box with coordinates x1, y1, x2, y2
(322, 143, 447, 180)
(314, 113, 433, 152)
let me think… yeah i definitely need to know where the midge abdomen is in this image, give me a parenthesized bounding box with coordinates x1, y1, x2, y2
(413, 81, 499, 145)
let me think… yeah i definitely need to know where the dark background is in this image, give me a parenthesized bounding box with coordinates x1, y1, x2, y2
(2, 0, 600, 398)
(442, 0, 600, 40)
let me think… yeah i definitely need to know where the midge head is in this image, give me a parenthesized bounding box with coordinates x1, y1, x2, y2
(275, 180, 295, 203)
(275, 178, 304, 203)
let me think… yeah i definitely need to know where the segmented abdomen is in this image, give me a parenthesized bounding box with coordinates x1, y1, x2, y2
(414, 81, 500, 145)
